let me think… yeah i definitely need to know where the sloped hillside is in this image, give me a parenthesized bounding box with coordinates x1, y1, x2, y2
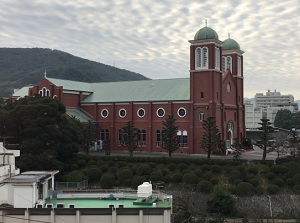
(0, 48, 148, 97)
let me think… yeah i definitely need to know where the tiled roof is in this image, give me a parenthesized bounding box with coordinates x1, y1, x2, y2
(46, 77, 93, 92)
(83, 78, 190, 103)
(66, 108, 96, 123)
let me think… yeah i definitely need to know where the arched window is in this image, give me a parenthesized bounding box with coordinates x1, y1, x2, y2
(222, 56, 232, 72)
(195, 47, 208, 70)
(118, 129, 123, 145)
(177, 130, 182, 147)
(199, 112, 205, 121)
(137, 130, 141, 145)
(182, 130, 188, 147)
(156, 130, 161, 147)
(237, 56, 241, 76)
(105, 129, 109, 140)
(142, 130, 146, 145)
(100, 129, 105, 140)
(215, 47, 220, 70)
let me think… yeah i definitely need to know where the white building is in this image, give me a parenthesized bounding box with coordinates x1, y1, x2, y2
(245, 90, 298, 128)
(0, 142, 171, 223)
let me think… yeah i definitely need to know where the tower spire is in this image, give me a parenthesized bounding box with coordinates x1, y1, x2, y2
(205, 19, 207, 27)
(44, 69, 47, 78)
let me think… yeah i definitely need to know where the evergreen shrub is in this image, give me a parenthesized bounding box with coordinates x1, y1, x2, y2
(87, 168, 102, 182)
(117, 169, 134, 182)
(267, 184, 280, 194)
(236, 182, 256, 196)
(248, 166, 259, 175)
(273, 178, 285, 187)
(265, 172, 276, 181)
(151, 170, 164, 182)
(210, 165, 222, 173)
(182, 173, 198, 185)
(197, 180, 213, 194)
(136, 164, 152, 175)
(131, 176, 147, 189)
(171, 173, 183, 183)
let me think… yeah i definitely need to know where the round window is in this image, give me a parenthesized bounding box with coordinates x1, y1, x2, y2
(137, 108, 145, 118)
(101, 109, 109, 118)
(178, 107, 186, 117)
(119, 109, 126, 118)
(157, 108, 165, 117)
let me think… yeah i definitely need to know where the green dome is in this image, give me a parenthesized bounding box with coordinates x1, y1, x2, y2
(194, 26, 219, 40)
(223, 38, 240, 50)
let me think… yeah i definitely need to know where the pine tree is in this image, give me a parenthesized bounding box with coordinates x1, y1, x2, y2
(231, 138, 243, 160)
(121, 121, 138, 156)
(258, 118, 274, 160)
(162, 115, 179, 157)
(200, 116, 221, 159)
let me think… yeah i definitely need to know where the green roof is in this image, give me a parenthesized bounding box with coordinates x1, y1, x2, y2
(66, 108, 96, 123)
(83, 78, 190, 103)
(46, 77, 93, 92)
(45, 198, 171, 208)
(194, 26, 219, 40)
(223, 38, 240, 50)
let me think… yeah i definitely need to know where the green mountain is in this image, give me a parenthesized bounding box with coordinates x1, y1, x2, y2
(0, 48, 149, 97)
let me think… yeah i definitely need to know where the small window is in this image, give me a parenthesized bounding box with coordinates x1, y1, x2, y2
(46, 204, 53, 208)
(182, 130, 188, 147)
(57, 204, 64, 208)
(137, 108, 145, 118)
(157, 108, 165, 117)
(200, 92, 204, 98)
(177, 131, 182, 147)
(119, 109, 126, 118)
(238, 56, 241, 76)
(100, 129, 105, 140)
(199, 112, 204, 121)
(69, 204, 75, 208)
(178, 107, 186, 118)
(215, 47, 220, 70)
(142, 130, 146, 145)
(156, 130, 161, 147)
(101, 109, 109, 118)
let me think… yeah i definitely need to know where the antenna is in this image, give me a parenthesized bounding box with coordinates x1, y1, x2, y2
(205, 19, 207, 27)
(44, 69, 47, 78)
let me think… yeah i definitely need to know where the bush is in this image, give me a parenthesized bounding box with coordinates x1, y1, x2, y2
(210, 177, 219, 185)
(286, 178, 294, 187)
(168, 163, 177, 171)
(172, 173, 183, 183)
(201, 164, 210, 172)
(194, 169, 203, 177)
(151, 171, 164, 182)
(203, 171, 213, 181)
(249, 177, 260, 187)
(273, 178, 285, 187)
(77, 159, 87, 168)
(100, 164, 109, 172)
(136, 164, 152, 175)
(228, 170, 242, 182)
(270, 165, 288, 174)
(117, 169, 134, 182)
(265, 172, 276, 181)
(236, 182, 256, 196)
(66, 170, 87, 182)
(210, 165, 222, 173)
(293, 173, 300, 185)
(131, 176, 147, 189)
(108, 166, 118, 174)
(100, 173, 115, 189)
(197, 180, 214, 194)
(70, 164, 79, 170)
(207, 189, 236, 216)
(178, 163, 188, 170)
(86, 168, 102, 182)
(255, 185, 265, 195)
(248, 166, 259, 175)
(87, 160, 97, 166)
(182, 173, 198, 185)
(267, 184, 280, 194)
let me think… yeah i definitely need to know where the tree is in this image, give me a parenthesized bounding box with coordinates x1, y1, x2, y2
(161, 115, 179, 157)
(200, 116, 221, 159)
(231, 138, 243, 160)
(121, 121, 138, 156)
(258, 118, 274, 160)
(274, 132, 288, 159)
(274, 109, 292, 129)
(103, 137, 111, 155)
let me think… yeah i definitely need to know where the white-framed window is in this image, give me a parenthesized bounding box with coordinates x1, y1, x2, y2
(142, 130, 146, 145)
(119, 108, 126, 118)
(199, 112, 205, 121)
(237, 56, 241, 76)
(39, 87, 50, 97)
(195, 47, 209, 69)
(182, 130, 188, 147)
(101, 109, 109, 118)
(177, 107, 186, 118)
(215, 47, 220, 70)
(157, 108, 165, 118)
(137, 108, 145, 118)
(177, 130, 182, 147)
(222, 56, 232, 71)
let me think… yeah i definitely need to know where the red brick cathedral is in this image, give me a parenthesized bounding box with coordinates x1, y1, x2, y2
(29, 25, 245, 154)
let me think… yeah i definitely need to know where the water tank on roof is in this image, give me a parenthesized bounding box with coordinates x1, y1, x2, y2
(137, 182, 152, 198)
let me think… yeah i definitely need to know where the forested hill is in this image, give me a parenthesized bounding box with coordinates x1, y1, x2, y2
(0, 48, 149, 97)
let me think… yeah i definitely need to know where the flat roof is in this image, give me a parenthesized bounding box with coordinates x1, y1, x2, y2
(3, 170, 59, 184)
(45, 197, 171, 209)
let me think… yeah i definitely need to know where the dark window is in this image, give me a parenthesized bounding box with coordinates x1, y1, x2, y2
(156, 130, 161, 146)
(137, 130, 141, 145)
(100, 129, 105, 140)
(105, 129, 109, 139)
(142, 130, 146, 145)
(157, 108, 165, 117)
(201, 92, 204, 98)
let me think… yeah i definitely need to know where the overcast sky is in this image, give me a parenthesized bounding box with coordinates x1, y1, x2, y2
(1, 0, 299, 99)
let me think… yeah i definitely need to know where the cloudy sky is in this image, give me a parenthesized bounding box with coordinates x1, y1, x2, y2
(1, 0, 299, 99)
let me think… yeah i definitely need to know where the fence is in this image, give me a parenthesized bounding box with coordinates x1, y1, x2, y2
(55, 180, 88, 190)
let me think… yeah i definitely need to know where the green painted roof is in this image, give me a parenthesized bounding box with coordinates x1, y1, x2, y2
(223, 38, 240, 50)
(82, 78, 190, 103)
(66, 108, 96, 123)
(46, 77, 93, 92)
(45, 198, 171, 208)
(194, 26, 219, 40)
